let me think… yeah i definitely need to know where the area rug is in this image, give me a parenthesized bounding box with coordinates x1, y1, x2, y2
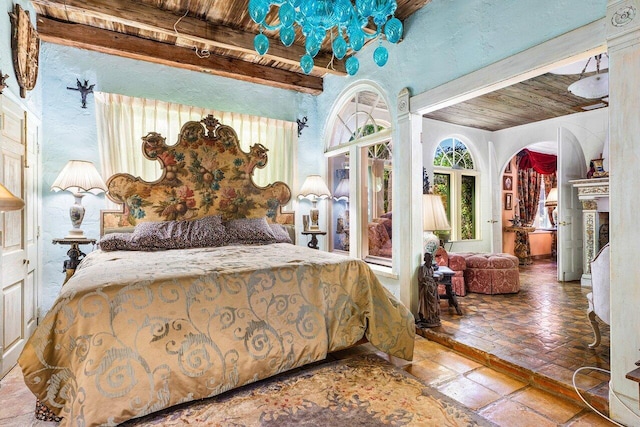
(122, 354, 495, 426)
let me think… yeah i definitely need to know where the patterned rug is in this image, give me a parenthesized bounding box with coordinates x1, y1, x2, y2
(122, 354, 495, 426)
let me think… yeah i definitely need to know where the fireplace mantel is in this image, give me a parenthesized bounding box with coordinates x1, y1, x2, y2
(570, 177, 609, 286)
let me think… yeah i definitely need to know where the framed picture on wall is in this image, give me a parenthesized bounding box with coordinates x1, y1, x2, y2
(505, 193, 513, 210)
(505, 161, 512, 174)
(503, 175, 513, 191)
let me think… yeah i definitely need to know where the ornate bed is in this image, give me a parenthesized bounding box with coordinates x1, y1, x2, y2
(19, 115, 415, 426)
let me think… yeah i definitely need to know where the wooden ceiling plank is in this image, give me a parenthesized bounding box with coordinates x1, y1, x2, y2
(36, 16, 323, 95)
(31, 0, 346, 75)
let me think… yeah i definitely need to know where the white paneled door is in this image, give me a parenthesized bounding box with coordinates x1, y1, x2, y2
(1, 96, 38, 378)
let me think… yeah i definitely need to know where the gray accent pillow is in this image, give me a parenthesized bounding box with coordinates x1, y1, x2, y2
(270, 223, 293, 244)
(98, 233, 138, 251)
(131, 215, 227, 250)
(225, 217, 277, 245)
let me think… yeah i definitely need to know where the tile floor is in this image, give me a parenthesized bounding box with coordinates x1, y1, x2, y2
(419, 259, 612, 415)
(0, 336, 617, 427)
(0, 259, 618, 426)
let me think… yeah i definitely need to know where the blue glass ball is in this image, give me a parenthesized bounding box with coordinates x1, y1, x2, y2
(332, 36, 347, 60)
(348, 26, 365, 52)
(373, 45, 388, 67)
(356, 0, 374, 17)
(254, 33, 269, 56)
(384, 17, 403, 44)
(346, 56, 359, 76)
(300, 54, 314, 74)
(248, 0, 269, 24)
(301, 0, 317, 17)
(305, 38, 321, 57)
(280, 26, 295, 47)
(335, 0, 353, 23)
(279, 3, 295, 28)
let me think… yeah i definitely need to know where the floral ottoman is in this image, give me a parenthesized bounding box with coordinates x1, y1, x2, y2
(462, 253, 520, 295)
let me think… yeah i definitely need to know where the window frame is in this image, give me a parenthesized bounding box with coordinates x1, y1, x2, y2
(324, 84, 394, 268)
(432, 137, 479, 242)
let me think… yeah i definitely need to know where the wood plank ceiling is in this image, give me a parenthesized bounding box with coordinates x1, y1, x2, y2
(423, 72, 609, 132)
(32, 0, 431, 95)
(31, 0, 608, 131)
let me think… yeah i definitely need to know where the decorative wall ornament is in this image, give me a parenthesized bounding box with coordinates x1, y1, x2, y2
(0, 71, 9, 94)
(67, 79, 95, 108)
(9, 4, 40, 98)
(612, 5, 636, 27)
(296, 116, 308, 137)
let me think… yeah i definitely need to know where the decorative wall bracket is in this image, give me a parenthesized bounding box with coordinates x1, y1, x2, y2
(67, 79, 95, 108)
(296, 116, 308, 137)
(0, 71, 9, 94)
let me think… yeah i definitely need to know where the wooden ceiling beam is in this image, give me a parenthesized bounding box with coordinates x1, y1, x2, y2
(31, 0, 346, 75)
(36, 17, 323, 95)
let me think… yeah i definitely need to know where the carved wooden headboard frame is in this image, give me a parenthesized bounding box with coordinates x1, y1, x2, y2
(101, 115, 292, 236)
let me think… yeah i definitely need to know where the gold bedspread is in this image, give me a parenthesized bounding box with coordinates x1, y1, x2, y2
(19, 243, 414, 426)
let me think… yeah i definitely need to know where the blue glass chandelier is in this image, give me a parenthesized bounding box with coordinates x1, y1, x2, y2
(248, 0, 403, 76)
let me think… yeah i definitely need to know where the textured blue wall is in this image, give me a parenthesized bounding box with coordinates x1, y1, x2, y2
(39, 43, 313, 311)
(35, 0, 607, 311)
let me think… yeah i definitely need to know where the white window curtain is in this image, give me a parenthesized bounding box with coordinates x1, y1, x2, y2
(94, 92, 297, 196)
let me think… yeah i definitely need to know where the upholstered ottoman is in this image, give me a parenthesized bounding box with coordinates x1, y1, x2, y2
(463, 253, 520, 294)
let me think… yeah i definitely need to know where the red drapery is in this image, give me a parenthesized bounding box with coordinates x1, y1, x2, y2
(517, 149, 557, 174)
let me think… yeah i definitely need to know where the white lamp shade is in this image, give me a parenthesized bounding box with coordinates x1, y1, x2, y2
(423, 194, 450, 232)
(568, 72, 609, 99)
(51, 160, 107, 195)
(298, 175, 331, 199)
(545, 188, 558, 206)
(333, 178, 349, 201)
(0, 183, 24, 211)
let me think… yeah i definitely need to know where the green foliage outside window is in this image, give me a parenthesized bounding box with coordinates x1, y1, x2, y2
(461, 175, 476, 240)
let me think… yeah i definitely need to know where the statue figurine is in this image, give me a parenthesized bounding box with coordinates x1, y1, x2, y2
(416, 252, 441, 328)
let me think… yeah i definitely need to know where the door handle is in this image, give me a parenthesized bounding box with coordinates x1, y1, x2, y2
(559, 221, 571, 226)
(487, 220, 498, 223)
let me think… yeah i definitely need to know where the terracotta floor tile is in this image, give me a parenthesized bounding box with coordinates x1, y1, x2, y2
(566, 410, 620, 426)
(479, 398, 557, 427)
(436, 376, 502, 410)
(511, 386, 583, 423)
(428, 349, 483, 374)
(403, 358, 458, 386)
(465, 366, 527, 396)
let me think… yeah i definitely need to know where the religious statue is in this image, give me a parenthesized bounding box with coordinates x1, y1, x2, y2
(416, 252, 441, 328)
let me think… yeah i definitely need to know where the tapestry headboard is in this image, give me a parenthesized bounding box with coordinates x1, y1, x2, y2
(101, 114, 292, 236)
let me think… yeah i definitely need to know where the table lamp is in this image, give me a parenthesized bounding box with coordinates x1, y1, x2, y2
(0, 182, 25, 211)
(423, 193, 450, 256)
(545, 187, 558, 227)
(51, 160, 107, 238)
(298, 175, 331, 230)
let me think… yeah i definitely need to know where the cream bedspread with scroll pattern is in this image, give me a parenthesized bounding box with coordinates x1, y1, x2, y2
(19, 243, 414, 426)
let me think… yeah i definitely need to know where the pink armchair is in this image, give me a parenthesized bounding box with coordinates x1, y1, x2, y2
(434, 247, 467, 296)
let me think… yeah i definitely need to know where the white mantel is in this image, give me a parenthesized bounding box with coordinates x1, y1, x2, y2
(570, 177, 609, 286)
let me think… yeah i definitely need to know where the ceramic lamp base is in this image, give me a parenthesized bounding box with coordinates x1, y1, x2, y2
(423, 230, 440, 256)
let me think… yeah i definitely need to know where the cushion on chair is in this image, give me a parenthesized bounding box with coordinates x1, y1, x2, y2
(589, 243, 610, 324)
(434, 247, 467, 296)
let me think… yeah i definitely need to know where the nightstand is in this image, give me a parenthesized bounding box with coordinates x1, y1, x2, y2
(301, 230, 326, 250)
(53, 237, 96, 285)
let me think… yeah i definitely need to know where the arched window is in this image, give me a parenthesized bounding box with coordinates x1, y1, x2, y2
(326, 86, 393, 267)
(433, 138, 478, 241)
